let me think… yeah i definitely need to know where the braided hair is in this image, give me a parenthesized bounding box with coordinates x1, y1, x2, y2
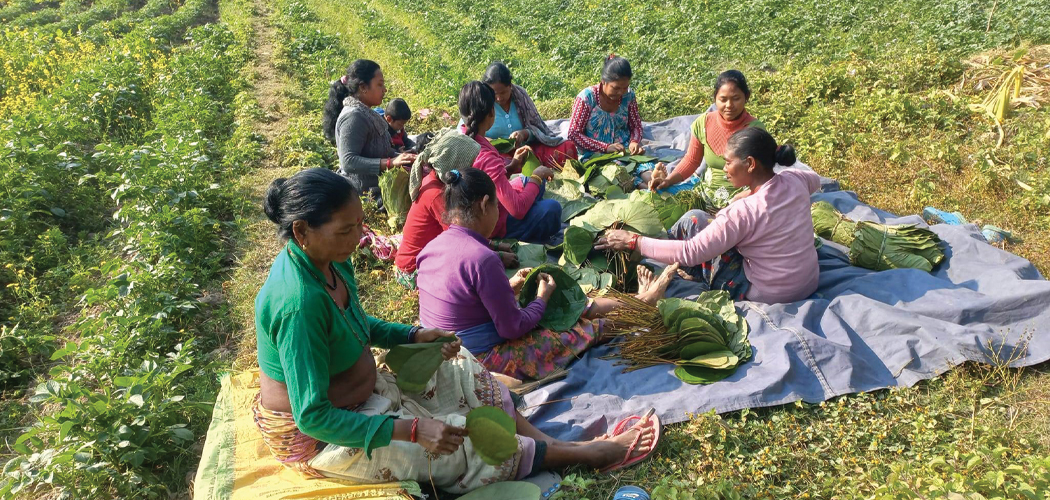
(458, 81, 496, 138)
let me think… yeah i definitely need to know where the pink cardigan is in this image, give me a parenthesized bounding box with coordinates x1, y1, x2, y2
(640, 169, 822, 303)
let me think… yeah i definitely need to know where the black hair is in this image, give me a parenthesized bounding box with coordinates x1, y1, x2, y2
(322, 59, 382, 144)
(482, 61, 513, 86)
(458, 81, 496, 137)
(713, 69, 751, 100)
(725, 127, 796, 172)
(601, 55, 632, 82)
(264, 168, 360, 240)
(384, 98, 411, 121)
(443, 167, 496, 226)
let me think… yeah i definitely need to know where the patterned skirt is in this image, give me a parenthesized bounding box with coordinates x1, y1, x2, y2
(478, 317, 604, 381)
(252, 347, 537, 493)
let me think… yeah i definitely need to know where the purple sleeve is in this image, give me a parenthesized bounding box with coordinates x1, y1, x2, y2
(639, 208, 750, 266)
(474, 254, 546, 340)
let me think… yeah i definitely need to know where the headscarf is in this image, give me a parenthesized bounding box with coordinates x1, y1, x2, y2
(408, 127, 481, 201)
(704, 109, 756, 156)
(509, 84, 565, 147)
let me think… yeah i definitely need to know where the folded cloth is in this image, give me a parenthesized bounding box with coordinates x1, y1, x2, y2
(192, 372, 420, 500)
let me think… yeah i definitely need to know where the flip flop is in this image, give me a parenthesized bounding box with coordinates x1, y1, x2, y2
(600, 409, 661, 473)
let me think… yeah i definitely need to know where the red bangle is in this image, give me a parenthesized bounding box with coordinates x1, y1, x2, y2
(628, 234, 641, 251)
(410, 417, 419, 443)
(386, 158, 392, 169)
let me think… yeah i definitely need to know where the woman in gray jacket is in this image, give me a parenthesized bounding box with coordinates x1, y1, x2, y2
(322, 59, 416, 202)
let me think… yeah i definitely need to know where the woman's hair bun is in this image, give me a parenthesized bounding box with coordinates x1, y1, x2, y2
(263, 177, 287, 224)
(775, 144, 797, 167)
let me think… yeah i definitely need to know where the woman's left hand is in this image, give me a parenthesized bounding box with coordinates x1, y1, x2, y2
(414, 328, 462, 360)
(628, 142, 644, 155)
(595, 229, 637, 252)
(510, 130, 529, 149)
(509, 267, 533, 293)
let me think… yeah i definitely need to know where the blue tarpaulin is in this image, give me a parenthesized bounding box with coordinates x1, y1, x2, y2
(523, 117, 1050, 440)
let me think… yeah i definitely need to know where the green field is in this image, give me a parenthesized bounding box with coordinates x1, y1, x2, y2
(1, 0, 1049, 497)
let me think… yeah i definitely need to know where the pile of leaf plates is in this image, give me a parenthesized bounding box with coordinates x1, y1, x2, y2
(385, 336, 457, 392)
(656, 291, 752, 384)
(517, 264, 588, 331)
(465, 406, 518, 465)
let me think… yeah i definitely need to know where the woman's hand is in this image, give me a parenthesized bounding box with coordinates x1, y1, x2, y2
(392, 152, 417, 167)
(531, 166, 555, 181)
(491, 241, 514, 253)
(414, 328, 462, 360)
(498, 251, 520, 270)
(509, 267, 533, 293)
(510, 129, 529, 149)
(508, 145, 533, 170)
(594, 229, 637, 252)
(415, 418, 468, 455)
(606, 143, 626, 154)
(535, 273, 557, 301)
(628, 142, 644, 155)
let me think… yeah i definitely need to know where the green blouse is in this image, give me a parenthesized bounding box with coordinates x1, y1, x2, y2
(691, 114, 765, 206)
(254, 241, 412, 457)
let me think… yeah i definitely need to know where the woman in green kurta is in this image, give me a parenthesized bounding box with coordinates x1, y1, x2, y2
(648, 70, 765, 207)
(253, 168, 658, 492)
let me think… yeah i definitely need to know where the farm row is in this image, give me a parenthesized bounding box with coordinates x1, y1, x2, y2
(0, 0, 262, 496)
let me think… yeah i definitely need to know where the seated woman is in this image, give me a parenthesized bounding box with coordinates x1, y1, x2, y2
(567, 55, 654, 188)
(648, 70, 765, 206)
(481, 62, 578, 169)
(322, 59, 417, 204)
(255, 168, 658, 488)
(394, 128, 516, 289)
(416, 168, 679, 381)
(459, 81, 562, 243)
(598, 128, 819, 304)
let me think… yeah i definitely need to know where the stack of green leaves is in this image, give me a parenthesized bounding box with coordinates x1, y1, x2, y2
(385, 336, 458, 393)
(811, 201, 945, 272)
(517, 264, 589, 331)
(377, 168, 411, 231)
(464, 406, 518, 465)
(610, 291, 752, 385)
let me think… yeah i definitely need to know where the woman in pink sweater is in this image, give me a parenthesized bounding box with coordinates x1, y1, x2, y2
(597, 128, 821, 304)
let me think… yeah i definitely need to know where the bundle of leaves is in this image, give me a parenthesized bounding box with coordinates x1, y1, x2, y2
(378, 168, 410, 231)
(570, 197, 665, 237)
(517, 264, 588, 331)
(608, 291, 752, 385)
(811, 201, 945, 272)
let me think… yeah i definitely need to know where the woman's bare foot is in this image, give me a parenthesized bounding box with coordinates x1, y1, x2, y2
(582, 419, 657, 469)
(635, 263, 679, 305)
(636, 265, 654, 292)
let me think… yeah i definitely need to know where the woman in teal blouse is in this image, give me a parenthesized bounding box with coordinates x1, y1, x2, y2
(253, 168, 658, 491)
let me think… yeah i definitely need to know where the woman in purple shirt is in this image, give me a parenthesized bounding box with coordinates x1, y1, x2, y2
(416, 168, 678, 381)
